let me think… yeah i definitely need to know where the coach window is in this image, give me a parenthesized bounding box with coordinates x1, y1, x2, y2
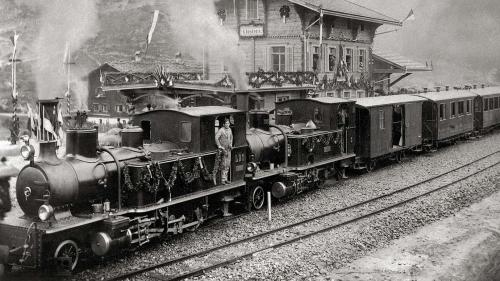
(495, 97, 499, 109)
(379, 110, 385, 130)
(490, 98, 495, 110)
(484, 99, 489, 111)
(439, 103, 446, 121)
(271, 46, 286, 71)
(466, 100, 472, 115)
(179, 121, 192, 143)
(458, 101, 464, 116)
(450, 102, 456, 118)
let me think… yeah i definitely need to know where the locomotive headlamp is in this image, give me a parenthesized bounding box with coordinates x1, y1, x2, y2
(246, 162, 258, 173)
(38, 204, 54, 221)
(20, 144, 35, 161)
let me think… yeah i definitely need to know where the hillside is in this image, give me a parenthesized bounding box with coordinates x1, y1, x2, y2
(0, 0, 199, 107)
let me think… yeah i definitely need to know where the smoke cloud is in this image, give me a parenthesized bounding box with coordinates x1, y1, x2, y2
(32, 0, 99, 105)
(162, 0, 248, 90)
(354, 0, 500, 87)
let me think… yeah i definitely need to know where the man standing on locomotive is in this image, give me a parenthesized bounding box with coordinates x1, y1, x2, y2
(215, 118, 233, 185)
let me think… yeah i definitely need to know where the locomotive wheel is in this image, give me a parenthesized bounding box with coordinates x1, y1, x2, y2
(365, 161, 376, 173)
(250, 186, 265, 210)
(54, 240, 79, 271)
(395, 152, 403, 163)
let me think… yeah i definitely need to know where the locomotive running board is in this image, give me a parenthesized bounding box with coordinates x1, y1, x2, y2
(289, 153, 356, 171)
(116, 181, 247, 215)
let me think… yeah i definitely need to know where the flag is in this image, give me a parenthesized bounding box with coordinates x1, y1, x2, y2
(63, 41, 70, 64)
(57, 106, 65, 145)
(146, 10, 160, 51)
(27, 104, 37, 137)
(404, 9, 415, 22)
(10, 32, 19, 48)
(43, 117, 57, 138)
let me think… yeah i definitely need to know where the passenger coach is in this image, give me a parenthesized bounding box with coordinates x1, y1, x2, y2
(417, 90, 477, 148)
(472, 86, 500, 132)
(352, 95, 426, 171)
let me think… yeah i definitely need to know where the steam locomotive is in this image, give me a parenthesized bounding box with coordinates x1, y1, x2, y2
(1, 85, 499, 273)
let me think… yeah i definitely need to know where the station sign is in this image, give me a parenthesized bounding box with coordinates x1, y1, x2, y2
(239, 24, 264, 38)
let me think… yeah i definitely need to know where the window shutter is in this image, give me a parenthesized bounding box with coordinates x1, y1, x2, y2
(286, 46, 293, 71)
(264, 46, 269, 71)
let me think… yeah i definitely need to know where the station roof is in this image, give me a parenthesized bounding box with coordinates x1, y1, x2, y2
(352, 94, 427, 108)
(134, 106, 242, 117)
(103, 59, 202, 74)
(288, 0, 401, 26)
(373, 52, 433, 74)
(416, 90, 478, 102)
(471, 86, 500, 97)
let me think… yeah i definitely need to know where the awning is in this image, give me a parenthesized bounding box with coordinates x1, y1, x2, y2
(373, 52, 433, 74)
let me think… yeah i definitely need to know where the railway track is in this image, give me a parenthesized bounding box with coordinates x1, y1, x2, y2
(106, 151, 500, 281)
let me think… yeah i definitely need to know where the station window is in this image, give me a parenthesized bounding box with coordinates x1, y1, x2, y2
(246, 0, 258, 19)
(312, 46, 320, 71)
(379, 110, 385, 129)
(115, 104, 124, 112)
(356, 90, 365, 98)
(358, 49, 366, 71)
(345, 48, 353, 71)
(343, 91, 351, 99)
(439, 103, 446, 120)
(101, 104, 108, 113)
(92, 104, 99, 112)
(179, 121, 192, 143)
(466, 100, 472, 114)
(328, 47, 336, 71)
(458, 101, 464, 116)
(271, 46, 286, 71)
(450, 102, 456, 118)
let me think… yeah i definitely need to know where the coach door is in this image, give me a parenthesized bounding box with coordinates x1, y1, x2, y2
(392, 105, 405, 147)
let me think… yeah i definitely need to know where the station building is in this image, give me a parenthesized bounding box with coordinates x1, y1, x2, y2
(93, 0, 432, 115)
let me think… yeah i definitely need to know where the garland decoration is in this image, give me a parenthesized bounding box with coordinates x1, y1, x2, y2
(178, 159, 201, 185)
(279, 5, 290, 23)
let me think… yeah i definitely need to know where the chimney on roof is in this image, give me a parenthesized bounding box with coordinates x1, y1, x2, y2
(435, 86, 441, 92)
(473, 84, 477, 89)
(423, 87, 428, 93)
(464, 85, 471, 90)
(445, 86, 450, 91)
(481, 84, 485, 88)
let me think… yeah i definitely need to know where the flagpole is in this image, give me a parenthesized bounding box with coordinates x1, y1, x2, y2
(11, 31, 19, 145)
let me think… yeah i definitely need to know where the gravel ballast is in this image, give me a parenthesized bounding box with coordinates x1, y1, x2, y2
(62, 131, 500, 281)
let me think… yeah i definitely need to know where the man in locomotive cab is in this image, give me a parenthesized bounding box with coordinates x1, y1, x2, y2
(215, 117, 233, 185)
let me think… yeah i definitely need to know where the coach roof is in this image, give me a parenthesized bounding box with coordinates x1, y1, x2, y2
(416, 90, 478, 102)
(471, 86, 500, 97)
(351, 94, 426, 108)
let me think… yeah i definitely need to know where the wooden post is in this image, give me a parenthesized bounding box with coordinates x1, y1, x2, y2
(267, 191, 272, 222)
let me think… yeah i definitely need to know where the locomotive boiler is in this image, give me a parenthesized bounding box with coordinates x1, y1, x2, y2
(16, 100, 144, 219)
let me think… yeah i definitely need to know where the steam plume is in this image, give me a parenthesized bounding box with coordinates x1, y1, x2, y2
(33, 0, 99, 104)
(162, 0, 248, 90)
